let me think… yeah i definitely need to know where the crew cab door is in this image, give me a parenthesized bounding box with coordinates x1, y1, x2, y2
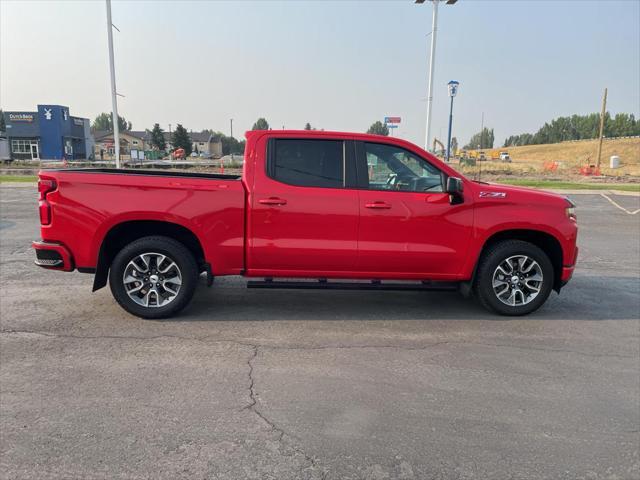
(247, 136, 359, 274)
(355, 141, 473, 278)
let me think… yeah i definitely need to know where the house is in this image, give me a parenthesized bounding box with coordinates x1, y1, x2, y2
(184, 131, 223, 158)
(93, 129, 223, 159)
(93, 130, 148, 160)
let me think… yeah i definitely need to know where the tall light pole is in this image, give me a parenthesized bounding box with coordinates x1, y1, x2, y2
(446, 80, 459, 163)
(416, 0, 458, 152)
(105, 0, 120, 168)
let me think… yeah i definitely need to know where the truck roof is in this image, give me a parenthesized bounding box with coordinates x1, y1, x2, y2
(244, 129, 422, 150)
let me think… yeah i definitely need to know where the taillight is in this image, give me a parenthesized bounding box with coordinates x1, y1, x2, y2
(38, 178, 56, 225)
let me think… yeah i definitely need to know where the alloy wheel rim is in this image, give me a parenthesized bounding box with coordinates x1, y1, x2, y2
(123, 252, 182, 308)
(492, 255, 543, 307)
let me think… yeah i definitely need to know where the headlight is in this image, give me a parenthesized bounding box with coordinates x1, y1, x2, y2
(565, 197, 576, 222)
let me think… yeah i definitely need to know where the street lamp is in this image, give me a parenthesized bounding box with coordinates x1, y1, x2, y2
(446, 80, 459, 163)
(416, 0, 458, 152)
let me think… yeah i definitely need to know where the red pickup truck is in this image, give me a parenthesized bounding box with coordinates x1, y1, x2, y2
(33, 130, 578, 318)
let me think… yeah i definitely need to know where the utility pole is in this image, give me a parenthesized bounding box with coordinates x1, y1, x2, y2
(105, 0, 120, 168)
(596, 88, 607, 169)
(229, 119, 234, 160)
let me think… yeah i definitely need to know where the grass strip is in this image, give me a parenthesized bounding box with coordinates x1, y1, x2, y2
(0, 175, 38, 183)
(495, 179, 640, 192)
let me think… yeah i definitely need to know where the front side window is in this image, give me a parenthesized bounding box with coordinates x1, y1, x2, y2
(364, 142, 443, 192)
(271, 139, 344, 188)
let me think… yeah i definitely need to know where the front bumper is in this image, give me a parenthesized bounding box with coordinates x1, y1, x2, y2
(32, 240, 74, 272)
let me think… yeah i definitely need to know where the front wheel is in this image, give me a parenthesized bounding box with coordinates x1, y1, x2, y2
(474, 240, 554, 316)
(109, 236, 199, 319)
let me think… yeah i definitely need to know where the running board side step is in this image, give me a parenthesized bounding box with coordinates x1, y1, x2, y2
(246, 279, 459, 292)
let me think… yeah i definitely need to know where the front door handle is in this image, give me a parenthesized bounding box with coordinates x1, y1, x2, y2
(259, 197, 287, 206)
(365, 201, 392, 209)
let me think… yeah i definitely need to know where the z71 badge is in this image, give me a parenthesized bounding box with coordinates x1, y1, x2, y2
(479, 191, 507, 198)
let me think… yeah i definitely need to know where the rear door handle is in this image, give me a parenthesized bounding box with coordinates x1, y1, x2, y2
(259, 197, 287, 206)
(365, 202, 392, 209)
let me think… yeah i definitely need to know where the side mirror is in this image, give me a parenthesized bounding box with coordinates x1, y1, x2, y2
(446, 177, 464, 204)
(446, 176, 464, 195)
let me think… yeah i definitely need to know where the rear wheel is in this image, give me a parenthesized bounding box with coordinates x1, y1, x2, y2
(109, 236, 198, 319)
(474, 240, 554, 316)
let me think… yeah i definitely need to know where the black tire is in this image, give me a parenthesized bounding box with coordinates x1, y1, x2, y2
(474, 240, 554, 316)
(109, 236, 198, 319)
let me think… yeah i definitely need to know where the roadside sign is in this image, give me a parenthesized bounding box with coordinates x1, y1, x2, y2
(387, 124, 398, 129)
(384, 116, 401, 124)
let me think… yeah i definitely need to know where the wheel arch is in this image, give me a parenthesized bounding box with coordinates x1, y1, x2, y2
(92, 220, 207, 291)
(472, 229, 564, 293)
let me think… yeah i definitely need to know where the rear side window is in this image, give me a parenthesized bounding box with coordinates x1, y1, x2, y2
(270, 139, 344, 188)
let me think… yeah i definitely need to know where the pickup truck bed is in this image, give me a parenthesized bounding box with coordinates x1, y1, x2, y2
(36, 167, 246, 278)
(52, 168, 241, 181)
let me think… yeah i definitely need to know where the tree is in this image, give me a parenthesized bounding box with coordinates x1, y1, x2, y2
(252, 118, 270, 130)
(464, 128, 494, 149)
(367, 121, 389, 136)
(92, 112, 132, 132)
(0, 109, 5, 133)
(608, 113, 639, 137)
(171, 124, 192, 156)
(502, 111, 640, 147)
(149, 123, 166, 151)
(304, 122, 312, 130)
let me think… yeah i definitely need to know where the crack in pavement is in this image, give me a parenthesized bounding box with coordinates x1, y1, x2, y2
(0, 328, 327, 478)
(2, 327, 637, 479)
(241, 344, 327, 479)
(0, 329, 636, 360)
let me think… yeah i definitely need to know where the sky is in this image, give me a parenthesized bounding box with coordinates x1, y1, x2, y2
(1, 0, 639, 148)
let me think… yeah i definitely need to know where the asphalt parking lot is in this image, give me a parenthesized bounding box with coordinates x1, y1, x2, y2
(1, 184, 638, 480)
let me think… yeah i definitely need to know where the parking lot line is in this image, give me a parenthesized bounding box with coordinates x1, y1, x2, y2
(600, 193, 640, 215)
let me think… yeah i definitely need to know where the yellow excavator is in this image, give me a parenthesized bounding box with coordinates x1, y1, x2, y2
(432, 138, 446, 158)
